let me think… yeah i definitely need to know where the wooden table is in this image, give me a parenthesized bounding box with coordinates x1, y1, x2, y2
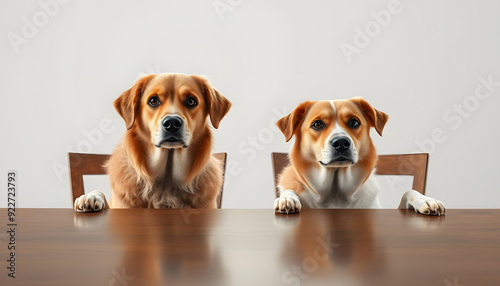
(1, 209, 499, 286)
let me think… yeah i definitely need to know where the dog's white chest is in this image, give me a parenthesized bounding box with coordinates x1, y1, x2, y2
(303, 168, 380, 209)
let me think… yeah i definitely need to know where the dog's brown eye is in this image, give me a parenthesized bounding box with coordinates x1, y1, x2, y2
(185, 96, 198, 108)
(148, 96, 161, 107)
(311, 120, 325, 131)
(348, 118, 360, 129)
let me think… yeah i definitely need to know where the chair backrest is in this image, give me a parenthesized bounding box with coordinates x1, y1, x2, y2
(271, 152, 429, 197)
(271, 152, 290, 198)
(213, 153, 227, 208)
(69, 153, 111, 205)
(68, 152, 227, 208)
(375, 153, 428, 194)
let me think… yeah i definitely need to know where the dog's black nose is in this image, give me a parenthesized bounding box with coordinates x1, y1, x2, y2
(162, 116, 183, 133)
(331, 137, 351, 152)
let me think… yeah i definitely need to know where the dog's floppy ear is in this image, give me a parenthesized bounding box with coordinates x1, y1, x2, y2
(276, 101, 312, 142)
(355, 98, 389, 136)
(192, 75, 232, 129)
(114, 74, 155, 130)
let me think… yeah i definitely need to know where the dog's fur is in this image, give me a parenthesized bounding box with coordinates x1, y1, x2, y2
(274, 98, 445, 215)
(74, 73, 231, 212)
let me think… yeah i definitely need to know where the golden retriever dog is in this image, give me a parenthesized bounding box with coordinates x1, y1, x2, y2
(274, 98, 445, 215)
(74, 73, 231, 212)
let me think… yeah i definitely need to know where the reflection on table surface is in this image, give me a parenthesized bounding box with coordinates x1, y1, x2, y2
(2, 209, 498, 286)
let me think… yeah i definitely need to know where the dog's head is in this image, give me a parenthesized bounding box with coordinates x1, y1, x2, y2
(114, 73, 231, 149)
(277, 98, 388, 168)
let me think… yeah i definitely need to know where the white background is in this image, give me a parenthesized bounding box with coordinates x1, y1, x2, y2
(1, 0, 499, 209)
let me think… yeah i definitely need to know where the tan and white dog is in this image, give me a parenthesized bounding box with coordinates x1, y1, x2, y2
(74, 73, 231, 212)
(274, 98, 445, 215)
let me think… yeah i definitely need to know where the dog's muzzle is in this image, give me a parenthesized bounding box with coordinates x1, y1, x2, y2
(162, 116, 183, 133)
(331, 136, 351, 153)
(155, 115, 188, 148)
(320, 136, 355, 166)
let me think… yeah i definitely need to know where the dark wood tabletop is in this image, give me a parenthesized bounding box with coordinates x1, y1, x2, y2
(1, 209, 499, 286)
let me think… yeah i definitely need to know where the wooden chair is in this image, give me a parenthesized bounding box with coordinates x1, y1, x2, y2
(69, 152, 227, 208)
(271, 152, 429, 198)
(375, 153, 428, 195)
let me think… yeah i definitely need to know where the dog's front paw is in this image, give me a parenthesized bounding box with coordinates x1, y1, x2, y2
(400, 190, 445, 216)
(274, 190, 301, 214)
(74, 191, 106, 213)
(412, 197, 446, 216)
